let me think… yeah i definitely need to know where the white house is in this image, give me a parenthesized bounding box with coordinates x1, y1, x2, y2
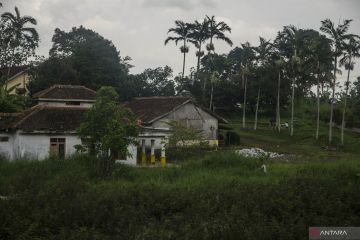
(0, 85, 226, 165)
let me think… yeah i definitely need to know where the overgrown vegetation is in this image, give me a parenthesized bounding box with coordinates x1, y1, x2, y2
(0, 153, 359, 239)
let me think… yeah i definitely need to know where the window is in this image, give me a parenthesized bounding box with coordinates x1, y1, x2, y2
(50, 138, 66, 158)
(0, 136, 9, 142)
(66, 101, 81, 106)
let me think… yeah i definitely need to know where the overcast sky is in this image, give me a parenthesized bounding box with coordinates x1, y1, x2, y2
(1, 0, 360, 83)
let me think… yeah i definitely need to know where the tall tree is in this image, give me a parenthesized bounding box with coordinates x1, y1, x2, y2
(320, 18, 353, 143)
(30, 26, 128, 93)
(339, 35, 360, 144)
(0, 6, 39, 77)
(165, 20, 192, 79)
(240, 42, 255, 128)
(188, 19, 209, 75)
(253, 37, 273, 130)
(276, 25, 302, 136)
(274, 57, 285, 132)
(204, 16, 233, 110)
(308, 33, 333, 140)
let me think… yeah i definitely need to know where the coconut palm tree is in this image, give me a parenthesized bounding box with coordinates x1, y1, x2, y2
(1, 6, 39, 78)
(165, 20, 192, 79)
(339, 35, 360, 144)
(320, 18, 353, 144)
(253, 37, 273, 130)
(188, 19, 209, 75)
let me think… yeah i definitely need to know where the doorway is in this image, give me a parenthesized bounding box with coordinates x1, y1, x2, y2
(50, 138, 66, 158)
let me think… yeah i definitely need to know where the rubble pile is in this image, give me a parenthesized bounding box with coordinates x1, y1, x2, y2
(235, 148, 284, 159)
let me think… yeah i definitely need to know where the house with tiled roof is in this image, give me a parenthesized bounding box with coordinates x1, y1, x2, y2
(125, 96, 227, 164)
(0, 85, 102, 161)
(0, 85, 226, 165)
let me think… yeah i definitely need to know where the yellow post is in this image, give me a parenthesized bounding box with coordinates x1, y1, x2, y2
(150, 139, 155, 165)
(160, 145, 166, 167)
(141, 139, 146, 165)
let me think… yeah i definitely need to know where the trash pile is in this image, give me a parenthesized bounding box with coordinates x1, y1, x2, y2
(235, 148, 284, 159)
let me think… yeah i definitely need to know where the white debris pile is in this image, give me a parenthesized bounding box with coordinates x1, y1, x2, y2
(235, 148, 283, 159)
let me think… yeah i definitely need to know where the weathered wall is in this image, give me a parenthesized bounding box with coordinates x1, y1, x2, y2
(12, 134, 81, 160)
(0, 134, 15, 159)
(6, 73, 29, 94)
(0, 132, 137, 165)
(152, 103, 218, 140)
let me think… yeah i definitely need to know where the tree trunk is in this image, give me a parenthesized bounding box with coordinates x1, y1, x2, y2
(316, 61, 320, 140)
(242, 75, 247, 128)
(196, 42, 202, 75)
(209, 82, 214, 111)
(203, 37, 213, 90)
(182, 41, 186, 79)
(290, 77, 295, 136)
(329, 56, 337, 144)
(341, 56, 351, 145)
(254, 88, 260, 130)
(276, 70, 281, 132)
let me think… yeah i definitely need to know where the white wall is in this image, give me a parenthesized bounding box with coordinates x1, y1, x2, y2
(0, 134, 15, 159)
(115, 144, 138, 165)
(0, 133, 82, 160)
(0, 132, 138, 165)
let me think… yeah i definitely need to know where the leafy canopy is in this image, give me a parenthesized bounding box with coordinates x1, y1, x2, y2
(77, 86, 138, 159)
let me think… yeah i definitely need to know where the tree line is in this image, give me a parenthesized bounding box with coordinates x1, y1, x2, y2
(164, 16, 360, 144)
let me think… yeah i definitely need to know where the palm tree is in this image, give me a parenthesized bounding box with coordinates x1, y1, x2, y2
(1, 6, 39, 78)
(320, 18, 353, 144)
(275, 57, 285, 132)
(205, 15, 233, 54)
(253, 37, 273, 130)
(240, 42, 255, 128)
(282, 26, 302, 136)
(188, 19, 209, 75)
(204, 15, 233, 108)
(308, 34, 333, 140)
(165, 20, 192, 79)
(339, 35, 360, 144)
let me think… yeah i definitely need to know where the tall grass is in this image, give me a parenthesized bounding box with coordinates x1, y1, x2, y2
(1, 153, 359, 239)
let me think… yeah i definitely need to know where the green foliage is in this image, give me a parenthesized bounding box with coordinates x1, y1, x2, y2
(0, 84, 27, 112)
(0, 153, 359, 239)
(165, 120, 210, 162)
(77, 86, 138, 176)
(0, 6, 39, 71)
(28, 26, 128, 94)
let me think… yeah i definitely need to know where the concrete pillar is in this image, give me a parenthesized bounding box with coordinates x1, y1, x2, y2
(141, 139, 146, 165)
(150, 139, 155, 165)
(160, 144, 166, 167)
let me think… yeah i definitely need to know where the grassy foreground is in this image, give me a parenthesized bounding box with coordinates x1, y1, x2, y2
(1, 152, 360, 239)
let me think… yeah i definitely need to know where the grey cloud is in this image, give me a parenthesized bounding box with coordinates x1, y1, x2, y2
(142, 0, 216, 10)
